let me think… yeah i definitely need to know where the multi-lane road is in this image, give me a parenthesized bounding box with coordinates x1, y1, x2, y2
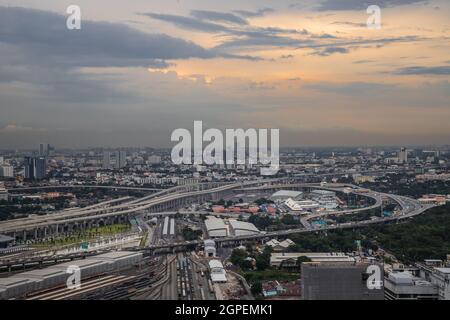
(0, 178, 438, 269)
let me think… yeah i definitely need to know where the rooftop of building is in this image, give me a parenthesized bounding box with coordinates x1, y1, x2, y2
(204, 216, 227, 230)
(0, 234, 14, 243)
(271, 190, 303, 198)
(228, 219, 259, 232)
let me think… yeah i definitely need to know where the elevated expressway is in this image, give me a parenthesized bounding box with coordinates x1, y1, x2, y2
(137, 198, 435, 253)
(0, 181, 273, 240)
(0, 179, 426, 241)
(8, 185, 163, 192)
(0, 179, 437, 270)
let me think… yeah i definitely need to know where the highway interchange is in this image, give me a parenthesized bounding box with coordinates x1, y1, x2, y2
(0, 176, 439, 300)
(0, 177, 436, 266)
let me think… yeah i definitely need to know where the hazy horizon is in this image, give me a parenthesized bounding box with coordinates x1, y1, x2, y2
(1, 1, 449, 148)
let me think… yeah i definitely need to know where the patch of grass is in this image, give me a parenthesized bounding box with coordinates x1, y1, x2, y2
(32, 223, 131, 248)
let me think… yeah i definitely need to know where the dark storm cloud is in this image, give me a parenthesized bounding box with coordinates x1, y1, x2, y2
(311, 46, 349, 56)
(140, 12, 230, 33)
(141, 10, 313, 52)
(232, 8, 275, 18)
(394, 65, 450, 75)
(330, 21, 367, 28)
(0, 7, 264, 103)
(296, 35, 422, 50)
(213, 34, 308, 50)
(190, 10, 248, 25)
(316, 0, 428, 11)
(0, 6, 214, 69)
(142, 11, 306, 37)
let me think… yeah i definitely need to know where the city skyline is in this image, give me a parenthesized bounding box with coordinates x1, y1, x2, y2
(0, 0, 449, 148)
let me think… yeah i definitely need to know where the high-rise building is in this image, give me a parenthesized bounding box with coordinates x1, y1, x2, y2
(102, 151, 111, 169)
(39, 143, 53, 157)
(24, 157, 34, 179)
(24, 156, 46, 180)
(0, 156, 4, 165)
(34, 157, 46, 179)
(0, 165, 14, 178)
(115, 151, 127, 169)
(301, 263, 384, 300)
(398, 147, 408, 164)
(39, 143, 46, 157)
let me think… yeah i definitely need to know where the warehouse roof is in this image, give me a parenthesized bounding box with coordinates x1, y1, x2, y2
(18, 268, 67, 278)
(53, 258, 109, 269)
(0, 277, 36, 288)
(88, 251, 142, 260)
(205, 216, 227, 230)
(228, 219, 259, 233)
(271, 190, 302, 199)
(209, 260, 224, 269)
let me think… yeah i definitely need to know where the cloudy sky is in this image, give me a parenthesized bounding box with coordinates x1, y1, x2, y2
(0, 0, 449, 148)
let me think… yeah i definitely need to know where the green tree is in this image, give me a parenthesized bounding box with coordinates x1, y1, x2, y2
(251, 282, 263, 296)
(230, 248, 247, 267)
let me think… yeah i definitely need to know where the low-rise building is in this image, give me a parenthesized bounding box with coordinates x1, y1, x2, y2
(265, 239, 295, 252)
(204, 239, 216, 257)
(270, 252, 355, 268)
(228, 219, 259, 236)
(417, 261, 450, 300)
(384, 271, 438, 300)
(284, 198, 319, 212)
(205, 216, 228, 238)
(270, 190, 303, 202)
(302, 263, 384, 300)
(0, 184, 8, 201)
(209, 260, 227, 283)
(0, 234, 14, 249)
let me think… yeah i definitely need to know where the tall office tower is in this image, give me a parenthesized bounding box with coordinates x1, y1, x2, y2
(47, 144, 54, 156)
(39, 143, 53, 157)
(120, 151, 127, 168)
(115, 151, 127, 169)
(34, 157, 46, 179)
(0, 156, 4, 165)
(301, 263, 385, 300)
(102, 151, 111, 169)
(398, 147, 408, 164)
(24, 156, 46, 180)
(39, 143, 46, 156)
(24, 156, 34, 179)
